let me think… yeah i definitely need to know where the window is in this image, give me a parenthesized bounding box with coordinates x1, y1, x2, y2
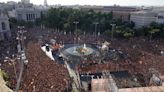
(158, 16, 164, 19)
(26, 14, 29, 20)
(18, 14, 22, 20)
(1, 22, 6, 30)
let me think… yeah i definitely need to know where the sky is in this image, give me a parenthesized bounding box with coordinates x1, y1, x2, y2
(1, 0, 164, 6)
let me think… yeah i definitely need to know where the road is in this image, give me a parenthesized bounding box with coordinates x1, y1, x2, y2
(64, 61, 80, 92)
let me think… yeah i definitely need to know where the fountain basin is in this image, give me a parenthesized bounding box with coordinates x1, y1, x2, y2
(60, 44, 100, 62)
(65, 45, 94, 56)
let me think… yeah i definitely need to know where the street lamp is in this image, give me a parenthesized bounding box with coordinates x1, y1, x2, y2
(4, 55, 18, 80)
(73, 21, 79, 52)
(110, 24, 116, 41)
(17, 26, 26, 51)
(93, 22, 99, 36)
(15, 26, 28, 92)
(73, 21, 79, 33)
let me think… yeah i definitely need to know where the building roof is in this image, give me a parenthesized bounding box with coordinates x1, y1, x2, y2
(80, 72, 102, 82)
(91, 79, 110, 92)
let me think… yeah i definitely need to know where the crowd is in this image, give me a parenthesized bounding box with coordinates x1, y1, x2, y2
(0, 39, 17, 62)
(20, 42, 70, 92)
(36, 27, 164, 76)
(0, 26, 163, 91)
(77, 37, 164, 86)
(0, 30, 20, 89)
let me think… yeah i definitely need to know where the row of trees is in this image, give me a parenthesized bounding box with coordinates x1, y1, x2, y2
(9, 7, 163, 39)
(105, 22, 164, 39)
(134, 22, 164, 39)
(41, 7, 131, 33)
(9, 18, 34, 28)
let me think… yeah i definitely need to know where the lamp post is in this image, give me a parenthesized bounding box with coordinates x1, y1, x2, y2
(73, 21, 79, 52)
(17, 26, 27, 51)
(110, 24, 116, 41)
(15, 26, 28, 92)
(73, 21, 79, 34)
(4, 56, 18, 80)
(93, 22, 99, 36)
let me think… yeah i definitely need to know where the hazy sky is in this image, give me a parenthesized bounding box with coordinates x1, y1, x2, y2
(1, 0, 164, 6)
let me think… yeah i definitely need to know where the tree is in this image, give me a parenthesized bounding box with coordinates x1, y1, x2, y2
(123, 32, 133, 39)
(114, 26, 124, 38)
(149, 29, 160, 40)
(41, 8, 113, 32)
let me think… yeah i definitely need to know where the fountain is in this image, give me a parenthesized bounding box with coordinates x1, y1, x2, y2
(75, 44, 88, 55)
(71, 44, 92, 56)
(59, 43, 100, 69)
(60, 43, 100, 60)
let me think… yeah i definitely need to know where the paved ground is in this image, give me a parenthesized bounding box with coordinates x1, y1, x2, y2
(64, 61, 80, 92)
(0, 72, 13, 92)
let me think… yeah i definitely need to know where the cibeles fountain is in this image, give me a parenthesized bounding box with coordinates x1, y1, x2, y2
(60, 43, 100, 69)
(72, 43, 94, 56)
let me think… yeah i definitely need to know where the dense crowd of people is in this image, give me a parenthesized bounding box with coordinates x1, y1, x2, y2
(0, 26, 164, 91)
(20, 42, 70, 92)
(76, 37, 164, 86)
(22, 27, 164, 87)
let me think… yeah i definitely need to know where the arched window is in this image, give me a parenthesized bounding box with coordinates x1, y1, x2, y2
(1, 22, 6, 30)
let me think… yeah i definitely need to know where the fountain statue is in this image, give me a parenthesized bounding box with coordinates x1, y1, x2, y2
(75, 44, 88, 55)
(83, 43, 87, 50)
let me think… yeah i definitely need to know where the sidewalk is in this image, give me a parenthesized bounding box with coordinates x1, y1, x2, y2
(0, 74, 13, 92)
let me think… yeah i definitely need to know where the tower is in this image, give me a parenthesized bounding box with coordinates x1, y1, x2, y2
(44, 0, 48, 6)
(21, 0, 30, 4)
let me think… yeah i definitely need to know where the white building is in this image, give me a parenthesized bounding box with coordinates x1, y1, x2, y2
(156, 12, 164, 24)
(0, 13, 11, 41)
(130, 10, 164, 28)
(130, 11, 157, 28)
(15, 8, 41, 22)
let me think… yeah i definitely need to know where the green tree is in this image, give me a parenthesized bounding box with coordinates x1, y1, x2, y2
(149, 29, 160, 40)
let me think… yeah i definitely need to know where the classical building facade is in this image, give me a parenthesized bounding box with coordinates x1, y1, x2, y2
(15, 8, 41, 22)
(0, 14, 11, 40)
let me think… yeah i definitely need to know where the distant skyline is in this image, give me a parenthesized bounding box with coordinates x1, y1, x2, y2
(1, 0, 164, 6)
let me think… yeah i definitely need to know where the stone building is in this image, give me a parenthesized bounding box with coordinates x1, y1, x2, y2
(15, 8, 41, 22)
(0, 13, 11, 41)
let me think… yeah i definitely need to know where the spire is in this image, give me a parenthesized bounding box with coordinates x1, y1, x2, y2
(21, 0, 30, 4)
(44, 0, 48, 6)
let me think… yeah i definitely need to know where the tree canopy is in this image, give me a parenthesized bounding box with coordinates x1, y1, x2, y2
(41, 7, 113, 33)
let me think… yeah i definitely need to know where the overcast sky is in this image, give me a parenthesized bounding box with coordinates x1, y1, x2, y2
(1, 0, 164, 6)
